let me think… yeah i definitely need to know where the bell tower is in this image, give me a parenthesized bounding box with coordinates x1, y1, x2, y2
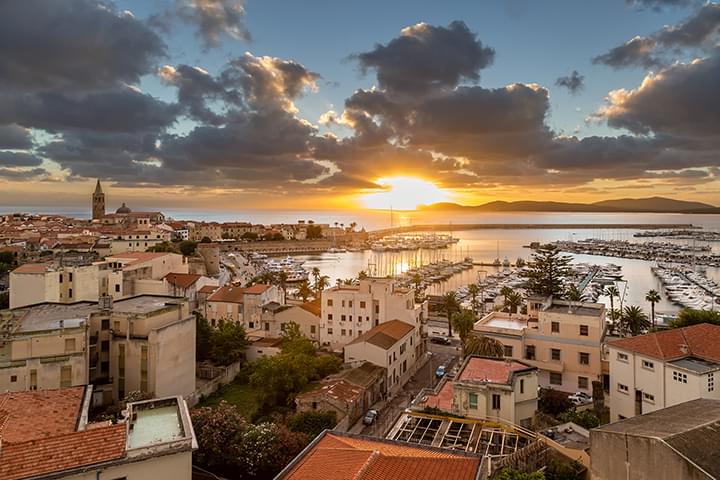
(92, 179, 105, 220)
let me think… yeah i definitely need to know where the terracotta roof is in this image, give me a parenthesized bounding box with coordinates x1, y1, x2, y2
(0, 424, 126, 480)
(296, 379, 363, 404)
(457, 357, 534, 384)
(347, 320, 415, 350)
(609, 323, 720, 362)
(164, 272, 201, 289)
(198, 285, 219, 294)
(423, 380, 454, 411)
(282, 432, 480, 480)
(244, 284, 272, 295)
(11, 263, 52, 274)
(207, 285, 246, 303)
(253, 337, 283, 347)
(0, 387, 85, 443)
(106, 251, 177, 266)
(299, 298, 321, 316)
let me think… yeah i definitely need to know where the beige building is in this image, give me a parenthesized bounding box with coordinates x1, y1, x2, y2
(591, 398, 720, 480)
(320, 278, 428, 351)
(206, 284, 283, 328)
(0, 386, 197, 480)
(607, 323, 720, 422)
(0, 295, 195, 406)
(473, 297, 605, 394)
(421, 356, 538, 427)
(109, 226, 172, 254)
(9, 262, 112, 308)
(344, 319, 419, 395)
(255, 298, 321, 342)
(106, 251, 189, 297)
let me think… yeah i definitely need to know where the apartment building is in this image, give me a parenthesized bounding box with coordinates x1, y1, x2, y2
(0, 387, 197, 480)
(106, 251, 189, 297)
(256, 298, 321, 342)
(9, 262, 112, 308)
(344, 319, 419, 395)
(0, 295, 195, 406)
(421, 356, 538, 426)
(607, 323, 720, 421)
(320, 277, 428, 351)
(109, 226, 172, 254)
(206, 284, 283, 328)
(473, 297, 606, 394)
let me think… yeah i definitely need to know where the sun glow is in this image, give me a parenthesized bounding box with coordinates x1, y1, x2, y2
(361, 176, 449, 210)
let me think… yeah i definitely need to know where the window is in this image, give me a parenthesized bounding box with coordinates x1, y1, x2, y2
(60, 365, 72, 388)
(327, 314, 333, 320)
(10, 375, 17, 383)
(504, 345, 513, 357)
(349, 301, 353, 308)
(358, 330, 362, 336)
(101, 319, 110, 330)
(360, 301, 366, 309)
(578, 376, 589, 389)
(69, 273, 73, 282)
(140, 346, 148, 392)
(114, 320, 120, 331)
(520, 379, 525, 394)
(327, 299, 333, 306)
(115, 284, 120, 293)
(375, 304, 380, 314)
(617, 352, 628, 362)
(579, 352, 590, 365)
(68, 288, 72, 298)
(341, 315, 346, 322)
(327, 328, 333, 335)
(341, 300, 345, 307)
(59, 274, 63, 283)
(64, 338, 76, 352)
(709, 373, 715, 392)
(673, 371, 688, 384)
(525, 345, 536, 360)
(643, 392, 655, 403)
(349, 315, 353, 322)
(101, 340, 109, 352)
(341, 329, 346, 336)
(264, 322, 270, 331)
(30, 370, 37, 390)
(551, 321, 559, 333)
(310, 325, 316, 334)
(468, 392, 478, 409)
(642, 360, 654, 370)
(388, 355, 392, 364)
(618, 383, 629, 394)
(400, 343, 406, 354)
(579, 325, 589, 336)
(492, 394, 501, 410)
(550, 372, 562, 385)
(551, 348, 561, 361)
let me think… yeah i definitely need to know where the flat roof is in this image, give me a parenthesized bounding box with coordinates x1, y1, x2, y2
(668, 357, 720, 373)
(484, 317, 527, 331)
(14, 302, 95, 332)
(544, 304, 602, 317)
(111, 295, 182, 315)
(127, 405, 184, 450)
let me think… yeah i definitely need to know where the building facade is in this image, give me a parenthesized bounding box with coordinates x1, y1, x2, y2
(206, 284, 283, 328)
(92, 179, 105, 220)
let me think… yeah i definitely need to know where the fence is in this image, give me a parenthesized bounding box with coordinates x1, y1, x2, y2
(186, 361, 243, 407)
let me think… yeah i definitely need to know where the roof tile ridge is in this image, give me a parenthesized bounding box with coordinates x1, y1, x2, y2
(354, 450, 381, 480)
(680, 327, 691, 357)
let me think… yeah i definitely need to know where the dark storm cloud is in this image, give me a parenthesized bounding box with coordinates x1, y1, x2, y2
(159, 65, 229, 125)
(0, 0, 165, 90)
(0, 125, 32, 150)
(355, 21, 495, 96)
(555, 71, 585, 94)
(176, 0, 251, 49)
(0, 151, 44, 167)
(0, 168, 48, 180)
(594, 3, 720, 68)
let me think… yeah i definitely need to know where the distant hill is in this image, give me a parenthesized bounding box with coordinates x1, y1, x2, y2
(419, 197, 719, 213)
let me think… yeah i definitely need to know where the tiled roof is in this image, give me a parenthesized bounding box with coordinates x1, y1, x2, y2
(244, 284, 272, 295)
(207, 285, 246, 303)
(457, 357, 534, 384)
(0, 387, 85, 443)
(423, 380, 454, 411)
(281, 432, 480, 480)
(296, 379, 363, 405)
(106, 251, 176, 266)
(0, 424, 126, 480)
(347, 320, 414, 350)
(164, 272, 201, 289)
(11, 263, 52, 274)
(609, 323, 720, 362)
(299, 298, 321, 316)
(198, 285, 219, 294)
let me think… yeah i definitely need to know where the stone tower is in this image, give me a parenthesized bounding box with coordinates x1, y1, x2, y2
(92, 179, 105, 220)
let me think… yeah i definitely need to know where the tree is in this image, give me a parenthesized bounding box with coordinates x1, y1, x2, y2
(358, 270, 368, 280)
(500, 286, 513, 304)
(620, 305, 650, 336)
(0, 292, 8, 310)
(645, 289, 661, 329)
(200, 236, 212, 243)
(178, 240, 197, 256)
(287, 410, 337, 438)
(146, 241, 178, 253)
(441, 291, 460, 337)
(241, 231, 259, 241)
(497, 469, 545, 480)
(315, 275, 329, 294)
(281, 323, 316, 357)
(306, 225, 323, 239)
(670, 308, 720, 328)
(538, 388, 573, 416)
(411, 273, 424, 303)
(545, 459, 585, 480)
(463, 335, 504, 358)
(559, 408, 600, 429)
(277, 270, 289, 293)
(196, 313, 213, 362)
(251, 354, 316, 407)
(297, 281, 313, 302)
(210, 320, 250, 365)
(521, 246, 572, 298)
(605, 286, 620, 322)
(311, 267, 321, 291)
(451, 309, 476, 354)
(468, 284, 480, 314)
(565, 284, 585, 302)
(504, 291, 523, 315)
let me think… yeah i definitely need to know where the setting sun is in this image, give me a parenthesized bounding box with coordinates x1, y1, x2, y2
(361, 177, 449, 210)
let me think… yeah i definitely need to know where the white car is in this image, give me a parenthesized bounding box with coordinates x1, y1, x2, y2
(568, 391, 592, 405)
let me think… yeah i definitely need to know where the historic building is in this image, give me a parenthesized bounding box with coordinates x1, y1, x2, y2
(92, 179, 105, 220)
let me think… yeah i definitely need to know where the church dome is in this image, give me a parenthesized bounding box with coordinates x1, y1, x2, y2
(116, 202, 132, 214)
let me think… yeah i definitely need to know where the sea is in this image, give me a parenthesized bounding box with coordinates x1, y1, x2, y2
(7, 206, 720, 315)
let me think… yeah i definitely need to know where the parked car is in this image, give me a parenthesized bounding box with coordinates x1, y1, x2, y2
(430, 335, 452, 345)
(363, 409, 379, 426)
(435, 365, 447, 378)
(568, 391, 592, 405)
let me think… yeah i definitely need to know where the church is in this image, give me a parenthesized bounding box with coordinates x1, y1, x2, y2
(91, 180, 165, 225)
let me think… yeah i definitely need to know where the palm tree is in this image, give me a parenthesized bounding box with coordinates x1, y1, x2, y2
(468, 284, 480, 315)
(504, 291, 523, 316)
(358, 270, 368, 280)
(645, 289, 661, 329)
(441, 291, 461, 337)
(565, 284, 585, 302)
(464, 335, 505, 358)
(452, 309, 477, 354)
(297, 281, 313, 302)
(316, 275, 330, 293)
(311, 267, 321, 290)
(259, 271, 275, 285)
(277, 270, 288, 294)
(500, 286, 513, 304)
(621, 305, 650, 336)
(605, 285, 620, 325)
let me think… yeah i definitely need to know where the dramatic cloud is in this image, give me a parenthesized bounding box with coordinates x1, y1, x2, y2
(594, 3, 720, 68)
(176, 0, 250, 49)
(0, 125, 32, 150)
(555, 70, 585, 94)
(355, 21, 495, 96)
(0, 151, 44, 167)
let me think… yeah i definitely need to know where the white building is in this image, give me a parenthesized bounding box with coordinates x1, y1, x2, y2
(607, 323, 720, 421)
(344, 319, 418, 395)
(206, 284, 283, 328)
(320, 278, 427, 351)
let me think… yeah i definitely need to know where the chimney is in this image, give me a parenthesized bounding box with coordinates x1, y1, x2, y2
(680, 343, 689, 355)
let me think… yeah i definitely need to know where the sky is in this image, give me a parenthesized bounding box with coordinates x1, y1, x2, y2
(1, 0, 719, 211)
